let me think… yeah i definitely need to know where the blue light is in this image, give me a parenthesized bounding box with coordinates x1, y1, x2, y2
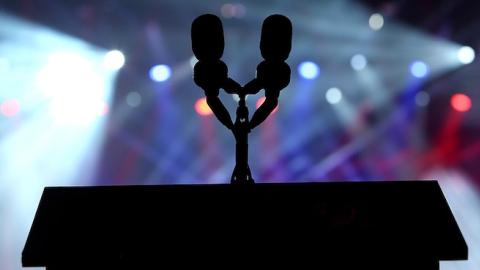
(410, 61, 428, 78)
(298, 61, 320, 79)
(351, 54, 367, 71)
(149, 64, 171, 82)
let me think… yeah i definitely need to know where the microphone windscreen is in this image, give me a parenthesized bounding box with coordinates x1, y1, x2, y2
(191, 14, 225, 61)
(260, 14, 292, 61)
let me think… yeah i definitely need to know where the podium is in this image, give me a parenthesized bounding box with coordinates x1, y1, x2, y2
(22, 181, 467, 269)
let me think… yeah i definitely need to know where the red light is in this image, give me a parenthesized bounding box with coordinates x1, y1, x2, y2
(0, 99, 20, 117)
(195, 97, 213, 116)
(450, 93, 472, 112)
(256, 96, 278, 113)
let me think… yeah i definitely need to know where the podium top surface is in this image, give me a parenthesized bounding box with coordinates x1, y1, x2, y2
(22, 181, 467, 267)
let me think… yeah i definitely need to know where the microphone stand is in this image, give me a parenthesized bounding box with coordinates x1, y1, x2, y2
(231, 94, 254, 184)
(191, 14, 291, 185)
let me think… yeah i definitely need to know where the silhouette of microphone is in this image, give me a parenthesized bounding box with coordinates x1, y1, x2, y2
(260, 14, 292, 62)
(191, 14, 241, 130)
(245, 14, 292, 130)
(191, 14, 224, 61)
(191, 14, 240, 95)
(244, 14, 292, 96)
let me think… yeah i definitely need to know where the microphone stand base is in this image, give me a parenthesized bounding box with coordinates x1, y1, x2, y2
(230, 166, 255, 184)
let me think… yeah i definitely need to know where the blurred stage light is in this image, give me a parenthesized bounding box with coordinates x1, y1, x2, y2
(221, 3, 246, 18)
(415, 91, 430, 107)
(451, 93, 472, 112)
(98, 102, 109, 116)
(457, 46, 475, 64)
(325, 87, 343, 104)
(410, 61, 429, 78)
(126, 91, 142, 107)
(195, 97, 213, 116)
(149, 64, 171, 82)
(234, 4, 246, 18)
(103, 50, 125, 70)
(351, 54, 367, 71)
(0, 99, 20, 117)
(256, 96, 279, 113)
(36, 51, 108, 124)
(0, 14, 118, 270)
(298, 61, 320, 79)
(221, 3, 235, 18)
(369, 13, 384, 31)
(0, 57, 10, 72)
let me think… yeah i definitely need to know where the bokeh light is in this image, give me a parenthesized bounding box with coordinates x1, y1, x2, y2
(126, 91, 142, 107)
(195, 97, 213, 116)
(451, 93, 472, 112)
(415, 91, 430, 107)
(410, 61, 429, 78)
(369, 13, 384, 30)
(103, 50, 125, 71)
(298, 61, 320, 79)
(0, 99, 20, 117)
(457, 46, 475, 64)
(325, 87, 343, 104)
(149, 64, 171, 82)
(221, 3, 246, 18)
(351, 54, 367, 71)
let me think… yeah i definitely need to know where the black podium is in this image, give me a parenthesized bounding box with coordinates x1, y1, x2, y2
(22, 181, 467, 269)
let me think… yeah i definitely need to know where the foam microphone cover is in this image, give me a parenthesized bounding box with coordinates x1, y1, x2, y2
(260, 14, 292, 61)
(191, 14, 225, 61)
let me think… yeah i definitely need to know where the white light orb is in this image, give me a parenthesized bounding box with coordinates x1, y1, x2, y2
(457, 46, 475, 64)
(351, 54, 367, 71)
(103, 50, 125, 70)
(298, 61, 320, 79)
(149, 64, 171, 82)
(326, 87, 343, 104)
(369, 13, 384, 31)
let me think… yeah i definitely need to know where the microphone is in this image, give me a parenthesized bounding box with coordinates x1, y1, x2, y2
(260, 14, 292, 61)
(245, 14, 291, 94)
(191, 14, 225, 61)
